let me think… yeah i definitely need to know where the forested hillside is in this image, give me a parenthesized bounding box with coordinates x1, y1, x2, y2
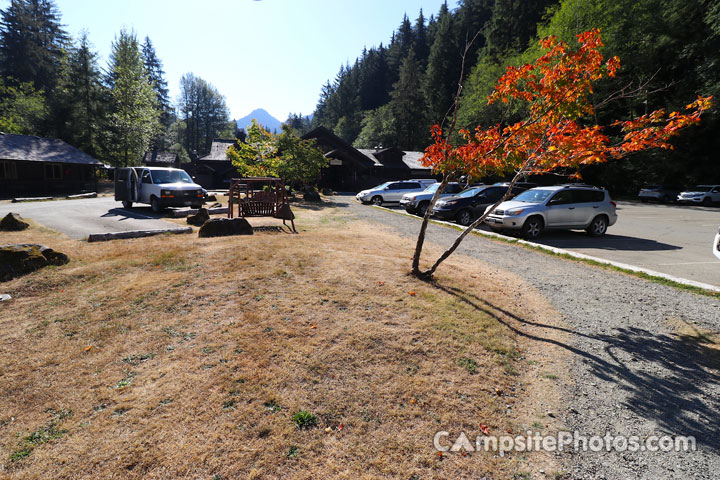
(0, 0, 234, 166)
(311, 0, 720, 192)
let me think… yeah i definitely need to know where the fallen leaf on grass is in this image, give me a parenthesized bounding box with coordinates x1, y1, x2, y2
(377, 281, 384, 286)
(479, 423, 490, 435)
(310, 325, 317, 329)
(84, 346, 93, 352)
(409, 291, 416, 296)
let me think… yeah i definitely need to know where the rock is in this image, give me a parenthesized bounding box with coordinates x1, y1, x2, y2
(0, 213, 29, 231)
(0, 244, 69, 282)
(187, 208, 210, 227)
(198, 218, 253, 238)
(303, 190, 321, 202)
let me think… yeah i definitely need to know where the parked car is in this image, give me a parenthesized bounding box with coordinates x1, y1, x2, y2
(677, 185, 720, 205)
(714, 226, 720, 261)
(114, 167, 205, 213)
(356, 180, 436, 206)
(637, 185, 681, 203)
(493, 181, 539, 190)
(432, 184, 527, 226)
(484, 184, 617, 239)
(400, 182, 463, 216)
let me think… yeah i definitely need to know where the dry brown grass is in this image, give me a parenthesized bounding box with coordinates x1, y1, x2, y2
(0, 203, 568, 479)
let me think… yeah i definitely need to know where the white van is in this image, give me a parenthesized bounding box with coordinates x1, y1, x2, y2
(115, 167, 205, 213)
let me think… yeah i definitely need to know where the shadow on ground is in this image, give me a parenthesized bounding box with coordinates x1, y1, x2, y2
(530, 231, 682, 252)
(102, 208, 164, 221)
(291, 198, 352, 211)
(433, 282, 720, 452)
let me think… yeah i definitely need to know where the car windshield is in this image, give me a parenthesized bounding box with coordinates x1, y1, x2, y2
(151, 170, 194, 184)
(691, 186, 712, 192)
(513, 189, 554, 203)
(424, 183, 440, 193)
(457, 187, 483, 198)
(373, 182, 391, 190)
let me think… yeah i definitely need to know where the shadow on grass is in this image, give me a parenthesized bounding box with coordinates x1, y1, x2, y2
(432, 282, 720, 452)
(289, 198, 352, 211)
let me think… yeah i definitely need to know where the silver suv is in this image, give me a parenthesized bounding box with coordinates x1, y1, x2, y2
(399, 182, 463, 216)
(356, 179, 436, 206)
(484, 185, 618, 239)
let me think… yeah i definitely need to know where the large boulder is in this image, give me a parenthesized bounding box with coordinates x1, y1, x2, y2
(187, 208, 210, 227)
(0, 213, 29, 231)
(198, 218, 253, 238)
(303, 190, 321, 202)
(0, 244, 69, 282)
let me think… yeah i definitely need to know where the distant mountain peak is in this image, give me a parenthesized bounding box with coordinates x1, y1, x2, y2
(236, 108, 282, 132)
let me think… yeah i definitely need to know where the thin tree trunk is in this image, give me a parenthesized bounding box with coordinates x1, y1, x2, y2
(420, 171, 525, 278)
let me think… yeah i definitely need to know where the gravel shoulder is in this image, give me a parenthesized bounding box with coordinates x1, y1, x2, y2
(342, 196, 720, 479)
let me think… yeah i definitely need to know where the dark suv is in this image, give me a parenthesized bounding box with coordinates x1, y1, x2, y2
(431, 184, 527, 226)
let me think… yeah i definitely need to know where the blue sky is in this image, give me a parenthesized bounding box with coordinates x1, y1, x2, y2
(3, 0, 456, 121)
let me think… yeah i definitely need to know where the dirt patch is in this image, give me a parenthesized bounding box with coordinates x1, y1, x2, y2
(0, 203, 569, 479)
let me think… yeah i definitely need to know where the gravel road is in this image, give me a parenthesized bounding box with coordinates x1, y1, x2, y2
(341, 196, 720, 479)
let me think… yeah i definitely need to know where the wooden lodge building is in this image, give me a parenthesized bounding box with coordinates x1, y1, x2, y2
(182, 139, 237, 190)
(0, 133, 103, 197)
(302, 127, 436, 191)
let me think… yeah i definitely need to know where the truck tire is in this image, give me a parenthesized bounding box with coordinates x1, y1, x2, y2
(122, 200, 133, 209)
(151, 196, 162, 213)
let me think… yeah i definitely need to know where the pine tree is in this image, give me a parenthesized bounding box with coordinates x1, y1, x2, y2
(357, 46, 390, 111)
(0, 0, 68, 93)
(386, 15, 415, 87)
(424, 4, 460, 125)
(141, 36, 172, 129)
(390, 51, 427, 150)
(413, 9, 430, 69)
(106, 29, 160, 166)
(61, 32, 107, 157)
(177, 73, 230, 155)
(484, 0, 555, 58)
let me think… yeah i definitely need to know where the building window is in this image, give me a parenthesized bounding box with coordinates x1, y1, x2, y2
(0, 161, 17, 179)
(44, 163, 62, 180)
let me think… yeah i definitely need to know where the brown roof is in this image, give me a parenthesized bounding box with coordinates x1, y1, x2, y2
(200, 139, 235, 161)
(142, 151, 179, 164)
(0, 133, 102, 165)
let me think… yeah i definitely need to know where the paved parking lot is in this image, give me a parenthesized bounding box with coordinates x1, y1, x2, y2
(0, 196, 181, 240)
(386, 200, 720, 288)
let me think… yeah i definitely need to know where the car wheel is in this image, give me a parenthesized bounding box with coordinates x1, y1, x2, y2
(640, 199, 648, 203)
(661, 195, 671, 204)
(702, 197, 712, 206)
(151, 196, 162, 213)
(121, 200, 133, 209)
(586, 215, 608, 237)
(404, 207, 416, 214)
(371, 196, 383, 206)
(417, 202, 430, 217)
(521, 216, 544, 240)
(456, 209, 472, 226)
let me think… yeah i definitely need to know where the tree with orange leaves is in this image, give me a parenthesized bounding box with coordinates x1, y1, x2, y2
(412, 29, 712, 279)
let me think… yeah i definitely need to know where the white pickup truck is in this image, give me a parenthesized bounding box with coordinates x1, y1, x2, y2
(114, 167, 205, 213)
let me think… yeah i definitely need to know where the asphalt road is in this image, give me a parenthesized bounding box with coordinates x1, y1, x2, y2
(0, 196, 182, 240)
(385, 199, 720, 288)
